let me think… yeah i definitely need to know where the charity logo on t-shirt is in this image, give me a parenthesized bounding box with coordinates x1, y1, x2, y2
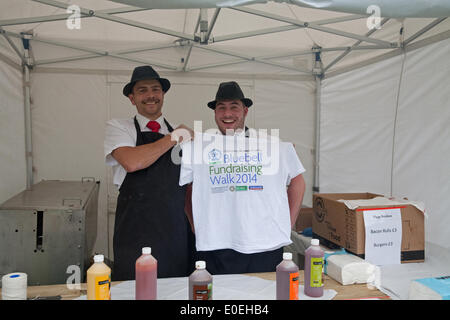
(208, 149, 263, 193)
(184, 131, 281, 194)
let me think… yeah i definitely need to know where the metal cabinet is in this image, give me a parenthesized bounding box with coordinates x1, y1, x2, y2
(0, 179, 99, 285)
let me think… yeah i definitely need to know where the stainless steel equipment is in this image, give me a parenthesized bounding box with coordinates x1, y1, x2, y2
(0, 179, 99, 285)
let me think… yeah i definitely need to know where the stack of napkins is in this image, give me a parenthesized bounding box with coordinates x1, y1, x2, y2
(409, 276, 450, 300)
(326, 253, 378, 286)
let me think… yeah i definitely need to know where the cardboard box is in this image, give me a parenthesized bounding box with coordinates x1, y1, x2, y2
(312, 193, 425, 263)
(294, 205, 313, 232)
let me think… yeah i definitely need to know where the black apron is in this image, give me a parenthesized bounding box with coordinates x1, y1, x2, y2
(112, 117, 195, 280)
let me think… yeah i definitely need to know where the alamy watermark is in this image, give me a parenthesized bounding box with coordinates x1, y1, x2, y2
(66, 264, 81, 290)
(367, 5, 382, 30)
(66, 5, 81, 30)
(64, 4, 383, 32)
(169, 121, 282, 176)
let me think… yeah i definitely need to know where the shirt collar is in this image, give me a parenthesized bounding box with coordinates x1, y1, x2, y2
(136, 113, 164, 130)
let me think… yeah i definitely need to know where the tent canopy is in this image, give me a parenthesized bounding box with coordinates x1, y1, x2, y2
(111, 0, 450, 18)
(1, 0, 450, 78)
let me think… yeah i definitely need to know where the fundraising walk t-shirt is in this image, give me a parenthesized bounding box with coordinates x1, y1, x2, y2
(179, 132, 305, 254)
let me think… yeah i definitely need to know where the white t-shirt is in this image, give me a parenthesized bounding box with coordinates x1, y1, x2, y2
(179, 132, 305, 254)
(104, 114, 171, 188)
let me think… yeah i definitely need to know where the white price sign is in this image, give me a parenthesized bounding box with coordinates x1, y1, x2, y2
(362, 207, 403, 266)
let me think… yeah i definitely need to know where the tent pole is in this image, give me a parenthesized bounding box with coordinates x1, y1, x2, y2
(212, 14, 364, 43)
(5, 30, 179, 70)
(22, 34, 33, 189)
(313, 75, 321, 194)
(325, 29, 450, 79)
(31, 0, 195, 41)
(0, 28, 26, 65)
(193, 44, 311, 73)
(313, 48, 323, 194)
(323, 18, 390, 73)
(34, 44, 178, 66)
(212, 25, 299, 43)
(181, 11, 202, 71)
(205, 8, 221, 43)
(0, 6, 147, 27)
(232, 7, 394, 47)
(404, 17, 447, 46)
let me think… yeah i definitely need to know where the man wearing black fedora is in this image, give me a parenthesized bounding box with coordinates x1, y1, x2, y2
(181, 81, 306, 275)
(104, 65, 195, 280)
(207, 81, 253, 135)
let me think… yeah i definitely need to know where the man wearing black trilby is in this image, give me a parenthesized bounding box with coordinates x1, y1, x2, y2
(182, 81, 306, 275)
(104, 65, 195, 280)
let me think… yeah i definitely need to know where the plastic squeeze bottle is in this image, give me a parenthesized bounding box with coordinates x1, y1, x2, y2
(304, 239, 324, 297)
(87, 254, 111, 300)
(276, 252, 299, 300)
(135, 247, 158, 300)
(189, 261, 212, 300)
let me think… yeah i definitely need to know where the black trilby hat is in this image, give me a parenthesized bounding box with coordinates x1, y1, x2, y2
(123, 65, 170, 97)
(207, 81, 253, 110)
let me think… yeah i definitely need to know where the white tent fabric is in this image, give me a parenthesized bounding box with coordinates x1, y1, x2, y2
(0, 61, 26, 203)
(0, 0, 449, 258)
(288, 0, 450, 18)
(111, 0, 450, 18)
(320, 55, 403, 194)
(321, 37, 450, 249)
(2, 0, 450, 74)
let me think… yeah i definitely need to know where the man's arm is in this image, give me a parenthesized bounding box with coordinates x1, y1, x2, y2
(287, 174, 306, 229)
(111, 124, 194, 173)
(184, 183, 195, 234)
(112, 134, 176, 172)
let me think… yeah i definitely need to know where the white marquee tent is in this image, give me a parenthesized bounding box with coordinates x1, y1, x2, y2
(1, 0, 449, 274)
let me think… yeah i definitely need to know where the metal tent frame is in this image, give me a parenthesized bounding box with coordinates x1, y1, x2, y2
(1, 0, 449, 191)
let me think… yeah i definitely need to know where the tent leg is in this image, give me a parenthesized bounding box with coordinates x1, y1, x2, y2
(22, 36, 33, 189)
(313, 74, 321, 194)
(313, 49, 323, 194)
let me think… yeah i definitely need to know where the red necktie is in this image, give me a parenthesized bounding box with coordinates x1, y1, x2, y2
(146, 121, 161, 133)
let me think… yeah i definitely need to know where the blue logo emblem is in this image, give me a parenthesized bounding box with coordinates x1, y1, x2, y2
(208, 149, 222, 163)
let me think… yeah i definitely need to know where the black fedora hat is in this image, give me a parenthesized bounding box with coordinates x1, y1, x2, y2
(123, 65, 170, 97)
(207, 81, 253, 110)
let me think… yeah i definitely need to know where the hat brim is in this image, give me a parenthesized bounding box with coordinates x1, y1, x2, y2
(207, 98, 253, 110)
(123, 77, 170, 97)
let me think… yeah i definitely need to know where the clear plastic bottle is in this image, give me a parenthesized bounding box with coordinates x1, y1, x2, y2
(188, 261, 212, 300)
(135, 247, 157, 300)
(276, 252, 299, 300)
(87, 254, 111, 300)
(304, 239, 324, 297)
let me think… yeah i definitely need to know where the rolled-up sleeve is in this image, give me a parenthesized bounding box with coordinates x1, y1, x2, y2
(104, 119, 135, 166)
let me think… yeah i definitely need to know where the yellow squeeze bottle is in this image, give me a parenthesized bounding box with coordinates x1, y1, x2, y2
(87, 254, 111, 300)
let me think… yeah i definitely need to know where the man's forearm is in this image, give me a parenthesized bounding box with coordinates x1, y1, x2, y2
(184, 184, 195, 234)
(287, 174, 306, 229)
(112, 134, 177, 172)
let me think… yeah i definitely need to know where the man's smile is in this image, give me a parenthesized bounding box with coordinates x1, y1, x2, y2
(142, 100, 159, 105)
(221, 119, 236, 124)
